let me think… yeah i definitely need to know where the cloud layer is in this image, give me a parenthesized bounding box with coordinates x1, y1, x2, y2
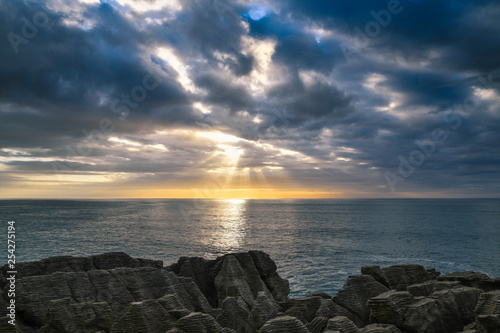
(1, 0, 499, 198)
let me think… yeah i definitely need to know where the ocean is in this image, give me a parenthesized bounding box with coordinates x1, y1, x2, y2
(1, 198, 499, 297)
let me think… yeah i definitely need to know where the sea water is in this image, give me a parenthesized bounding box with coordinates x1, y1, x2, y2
(1, 198, 499, 296)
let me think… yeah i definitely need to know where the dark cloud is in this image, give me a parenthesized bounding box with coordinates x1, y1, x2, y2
(0, 0, 499, 197)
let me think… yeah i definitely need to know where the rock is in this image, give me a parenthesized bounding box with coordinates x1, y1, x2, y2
(109, 299, 173, 333)
(0, 316, 19, 332)
(157, 294, 191, 319)
(403, 296, 450, 332)
(170, 251, 289, 309)
(361, 324, 401, 332)
(215, 254, 274, 308)
(167, 312, 236, 333)
(92, 252, 161, 270)
(361, 266, 391, 289)
(315, 298, 336, 318)
(407, 280, 436, 297)
(325, 316, 361, 333)
(215, 297, 251, 332)
(249, 251, 290, 303)
(38, 297, 115, 333)
(474, 290, 500, 332)
(169, 257, 220, 308)
(368, 291, 415, 328)
(439, 287, 482, 326)
(365, 265, 438, 291)
(307, 291, 332, 299)
(321, 298, 365, 327)
(368, 287, 482, 333)
(361, 323, 401, 332)
(16, 272, 80, 327)
(5, 251, 500, 333)
(14, 266, 215, 329)
(438, 272, 500, 292)
(459, 321, 479, 333)
(306, 316, 329, 333)
(426, 268, 441, 280)
(2, 252, 162, 279)
(178, 276, 217, 316)
(247, 292, 280, 330)
(284, 296, 324, 323)
(259, 316, 309, 333)
(432, 280, 462, 292)
(333, 275, 389, 325)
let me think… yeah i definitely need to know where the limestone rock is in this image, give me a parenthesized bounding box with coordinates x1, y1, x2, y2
(5, 251, 499, 333)
(215, 297, 251, 332)
(167, 312, 236, 333)
(215, 254, 274, 308)
(474, 290, 500, 332)
(259, 315, 309, 333)
(361, 323, 401, 332)
(170, 251, 289, 309)
(0, 315, 23, 332)
(249, 251, 290, 303)
(426, 268, 441, 280)
(438, 272, 500, 292)
(14, 265, 214, 329)
(361, 266, 391, 289)
(368, 287, 482, 333)
(157, 294, 191, 319)
(306, 316, 329, 333)
(307, 291, 332, 299)
(169, 256, 220, 308)
(407, 280, 436, 297)
(39, 297, 115, 333)
(333, 275, 389, 325)
(284, 296, 324, 323)
(366, 265, 435, 291)
(432, 280, 462, 292)
(367, 291, 415, 328)
(2, 252, 162, 279)
(325, 316, 361, 333)
(109, 299, 173, 333)
(178, 276, 217, 316)
(247, 291, 280, 330)
(318, 298, 365, 327)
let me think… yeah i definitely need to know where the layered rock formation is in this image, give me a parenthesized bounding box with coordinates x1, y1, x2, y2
(1, 251, 499, 333)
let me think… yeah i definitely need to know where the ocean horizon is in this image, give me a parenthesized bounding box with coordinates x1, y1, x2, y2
(3, 198, 499, 297)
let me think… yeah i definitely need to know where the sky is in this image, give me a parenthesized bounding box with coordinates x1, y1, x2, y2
(0, 0, 499, 199)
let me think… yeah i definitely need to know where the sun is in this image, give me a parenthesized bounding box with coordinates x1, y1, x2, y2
(218, 144, 243, 164)
(223, 199, 246, 204)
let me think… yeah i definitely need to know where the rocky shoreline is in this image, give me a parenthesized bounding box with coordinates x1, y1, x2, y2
(1, 251, 499, 333)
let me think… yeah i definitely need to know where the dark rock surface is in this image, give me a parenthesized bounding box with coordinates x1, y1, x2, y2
(1, 251, 499, 333)
(438, 272, 500, 292)
(332, 275, 389, 325)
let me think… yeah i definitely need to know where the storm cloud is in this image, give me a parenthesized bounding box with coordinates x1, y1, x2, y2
(0, 0, 499, 198)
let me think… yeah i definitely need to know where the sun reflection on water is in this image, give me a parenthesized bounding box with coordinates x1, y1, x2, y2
(202, 199, 248, 252)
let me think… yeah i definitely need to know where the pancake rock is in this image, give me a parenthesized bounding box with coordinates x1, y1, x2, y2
(1, 251, 499, 333)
